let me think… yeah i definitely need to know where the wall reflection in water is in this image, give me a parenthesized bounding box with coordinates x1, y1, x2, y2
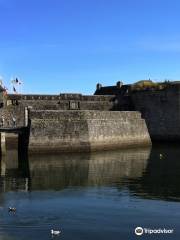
(0, 134, 29, 193)
(0, 143, 149, 191)
(29, 148, 149, 190)
(1, 142, 180, 201)
(128, 143, 180, 201)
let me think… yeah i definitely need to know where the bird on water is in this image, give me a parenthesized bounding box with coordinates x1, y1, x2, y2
(8, 207, 16, 212)
(51, 229, 61, 236)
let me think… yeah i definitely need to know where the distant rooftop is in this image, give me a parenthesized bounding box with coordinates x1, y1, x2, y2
(94, 80, 180, 95)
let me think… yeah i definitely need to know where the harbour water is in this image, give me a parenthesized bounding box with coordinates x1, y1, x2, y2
(0, 142, 180, 239)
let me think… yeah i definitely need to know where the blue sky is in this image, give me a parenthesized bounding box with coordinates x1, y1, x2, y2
(0, 0, 180, 94)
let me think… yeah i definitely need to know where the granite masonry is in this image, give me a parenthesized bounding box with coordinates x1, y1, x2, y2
(95, 80, 180, 141)
(2, 79, 180, 153)
(0, 89, 151, 153)
(29, 110, 150, 153)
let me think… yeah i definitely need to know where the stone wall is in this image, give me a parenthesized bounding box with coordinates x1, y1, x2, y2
(0, 106, 25, 128)
(28, 110, 151, 153)
(94, 81, 180, 141)
(131, 85, 180, 140)
(6, 94, 115, 111)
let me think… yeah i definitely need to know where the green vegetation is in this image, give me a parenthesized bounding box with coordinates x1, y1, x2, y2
(131, 80, 169, 91)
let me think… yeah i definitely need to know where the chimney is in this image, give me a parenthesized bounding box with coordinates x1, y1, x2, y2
(116, 81, 123, 88)
(96, 83, 102, 90)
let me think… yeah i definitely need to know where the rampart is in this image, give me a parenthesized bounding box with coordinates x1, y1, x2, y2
(0, 90, 152, 153)
(28, 110, 151, 153)
(0, 106, 25, 127)
(1, 79, 180, 153)
(95, 81, 180, 141)
(131, 84, 180, 140)
(6, 93, 115, 111)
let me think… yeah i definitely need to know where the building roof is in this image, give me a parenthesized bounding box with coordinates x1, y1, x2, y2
(94, 84, 130, 95)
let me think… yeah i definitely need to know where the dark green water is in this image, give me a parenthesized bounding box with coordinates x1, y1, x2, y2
(0, 144, 180, 239)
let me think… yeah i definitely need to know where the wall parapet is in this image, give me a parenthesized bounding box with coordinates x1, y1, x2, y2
(7, 94, 115, 102)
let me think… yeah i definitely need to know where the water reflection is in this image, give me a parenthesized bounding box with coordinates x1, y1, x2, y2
(29, 148, 149, 190)
(0, 147, 150, 191)
(128, 143, 180, 201)
(1, 142, 180, 201)
(1, 143, 180, 240)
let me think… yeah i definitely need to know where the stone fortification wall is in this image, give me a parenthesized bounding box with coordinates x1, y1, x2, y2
(131, 84, 180, 140)
(28, 110, 151, 153)
(94, 81, 180, 141)
(0, 106, 25, 128)
(7, 94, 115, 111)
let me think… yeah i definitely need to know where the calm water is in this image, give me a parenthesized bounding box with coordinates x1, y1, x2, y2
(0, 143, 180, 239)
